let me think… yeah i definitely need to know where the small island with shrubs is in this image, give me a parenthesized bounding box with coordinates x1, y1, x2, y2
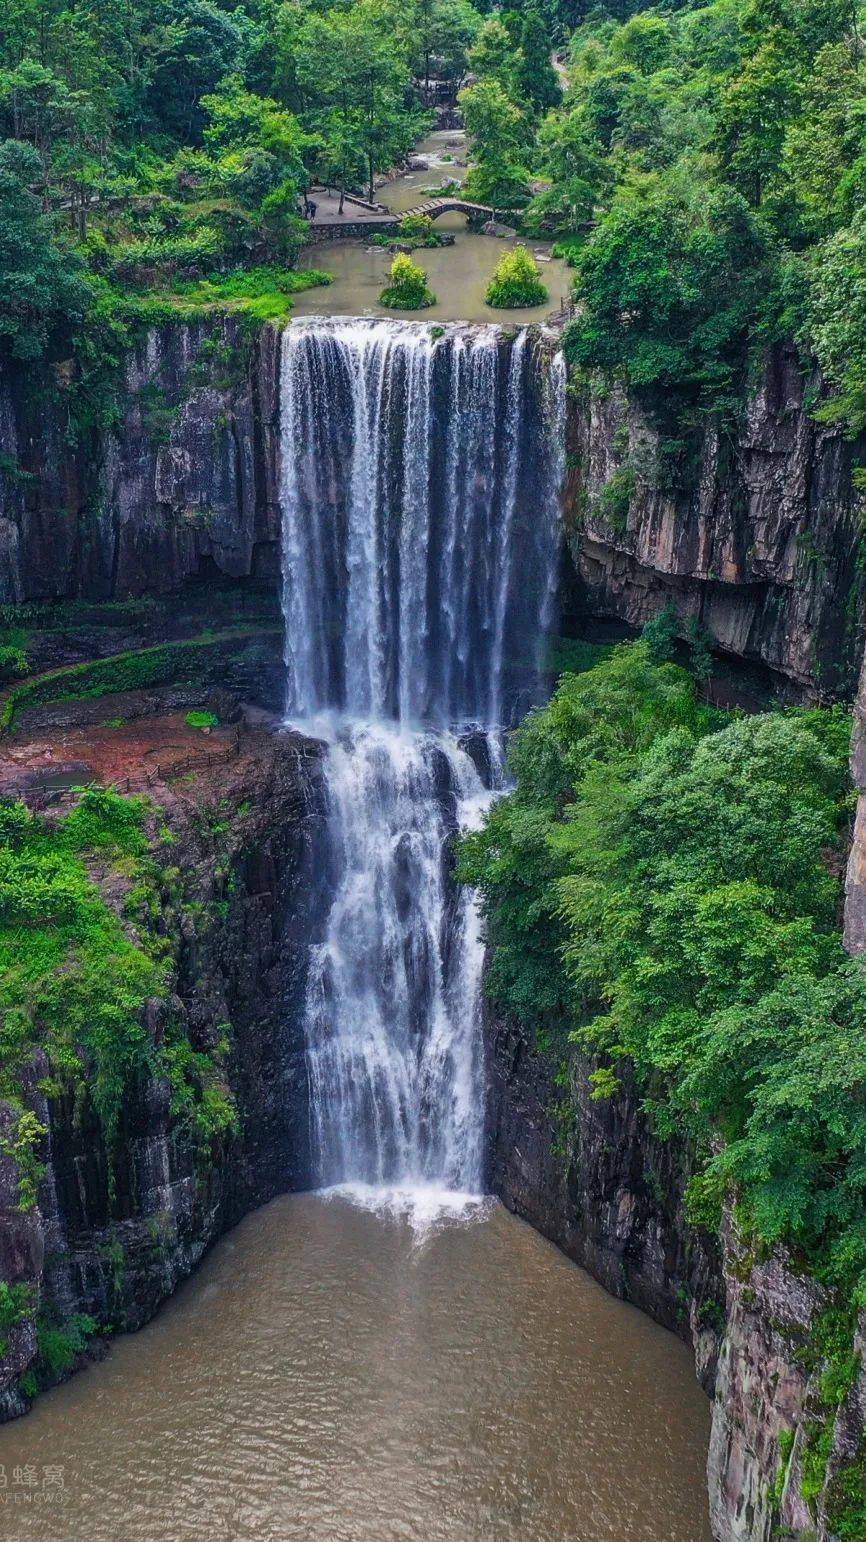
(379, 253, 437, 310)
(370, 213, 448, 252)
(486, 246, 549, 309)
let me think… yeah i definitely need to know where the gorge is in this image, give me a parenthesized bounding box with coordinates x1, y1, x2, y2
(1, 307, 866, 1542)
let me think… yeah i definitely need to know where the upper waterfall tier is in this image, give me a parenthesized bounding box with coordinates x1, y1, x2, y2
(279, 318, 565, 729)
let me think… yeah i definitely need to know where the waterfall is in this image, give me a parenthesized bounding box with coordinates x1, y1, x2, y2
(278, 318, 564, 1212)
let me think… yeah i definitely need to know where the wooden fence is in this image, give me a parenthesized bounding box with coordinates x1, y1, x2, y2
(20, 732, 241, 809)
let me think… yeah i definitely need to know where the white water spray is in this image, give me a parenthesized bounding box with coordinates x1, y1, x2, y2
(278, 318, 564, 1221)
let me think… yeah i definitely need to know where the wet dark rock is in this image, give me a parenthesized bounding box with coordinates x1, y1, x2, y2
(0, 318, 281, 604)
(565, 342, 866, 698)
(456, 728, 495, 787)
(483, 1003, 866, 1540)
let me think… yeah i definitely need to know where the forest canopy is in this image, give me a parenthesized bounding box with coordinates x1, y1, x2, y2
(2, 0, 866, 433)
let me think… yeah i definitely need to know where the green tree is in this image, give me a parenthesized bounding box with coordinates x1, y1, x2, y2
(716, 29, 801, 205)
(463, 641, 866, 1296)
(516, 6, 561, 117)
(147, 0, 248, 143)
(565, 174, 768, 414)
(805, 207, 866, 432)
(459, 76, 530, 213)
(523, 105, 603, 234)
(296, 7, 416, 206)
(467, 17, 522, 95)
(0, 138, 92, 359)
(403, 0, 481, 97)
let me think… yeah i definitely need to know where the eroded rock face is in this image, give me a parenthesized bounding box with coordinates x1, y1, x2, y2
(0, 319, 282, 603)
(3, 328, 864, 702)
(483, 1009, 866, 1542)
(0, 726, 328, 1418)
(483, 1010, 723, 1369)
(565, 344, 866, 698)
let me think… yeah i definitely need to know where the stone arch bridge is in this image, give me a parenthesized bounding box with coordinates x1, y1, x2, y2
(305, 189, 494, 239)
(398, 197, 493, 222)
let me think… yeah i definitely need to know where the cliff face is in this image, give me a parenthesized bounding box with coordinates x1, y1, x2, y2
(483, 1009, 866, 1542)
(0, 725, 328, 1418)
(565, 343, 866, 698)
(5, 327, 863, 702)
(0, 318, 282, 604)
(4, 317, 866, 1534)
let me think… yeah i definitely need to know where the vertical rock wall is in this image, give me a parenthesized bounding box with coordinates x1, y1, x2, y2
(0, 318, 282, 604)
(564, 343, 866, 698)
(0, 730, 328, 1420)
(483, 1009, 866, 1541)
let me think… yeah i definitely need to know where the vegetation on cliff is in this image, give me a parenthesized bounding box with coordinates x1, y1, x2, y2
(0, 787, 237, 1209)
(460, 640, 866, 1304)
(456, 0, 866, 436)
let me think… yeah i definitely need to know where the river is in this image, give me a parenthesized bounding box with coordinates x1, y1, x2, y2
(0, 1195, 712, 1541)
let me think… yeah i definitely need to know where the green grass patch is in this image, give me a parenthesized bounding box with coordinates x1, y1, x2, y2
(122, 265, 332, 325)
(1, 626, 281, 730)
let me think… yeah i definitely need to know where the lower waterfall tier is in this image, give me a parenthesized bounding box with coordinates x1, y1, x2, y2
(304, 720, 495, 1195)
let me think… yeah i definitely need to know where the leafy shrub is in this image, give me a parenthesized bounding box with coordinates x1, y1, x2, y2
(593, 464, 636, 532)
(0, 788, 236, 1181)
(0, 1281, 31, 1356)
(379, 253, 436, 310)
(0, 644, 27, 683)
(112, 226, 223, 278)
(397, 213, 442, 247)
(485, 245, 549, 308)
(186, 709, 218, 729)
(34, 1313, 97, 1379)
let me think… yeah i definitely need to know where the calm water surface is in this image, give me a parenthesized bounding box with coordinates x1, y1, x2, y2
(0, 1195, 711, 1541)
(294, 130, 573, 325)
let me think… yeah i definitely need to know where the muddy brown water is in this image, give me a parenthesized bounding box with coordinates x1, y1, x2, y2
(294, 129, 573, 326)
(0, 1194, 712, 1541)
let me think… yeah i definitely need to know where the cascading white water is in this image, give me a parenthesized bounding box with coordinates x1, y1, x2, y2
(279, 318, 564, 1213)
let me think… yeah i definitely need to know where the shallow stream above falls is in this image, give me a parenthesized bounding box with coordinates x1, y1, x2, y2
(0, 1195, 712, 1541)
(292, 130, 573, 325)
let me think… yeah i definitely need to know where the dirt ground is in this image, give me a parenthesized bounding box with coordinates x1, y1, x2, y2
(0, 711, 243, 799)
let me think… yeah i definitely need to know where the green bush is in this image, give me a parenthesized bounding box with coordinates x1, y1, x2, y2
(186, 709, 218, 730)
(0, 644, 27, 684)
(379, 253, 436, 310)
(0, 1281, 31, 1356)
(593, 464, 636, 532)
(0, 788, 237, 1184)
(485, 245, 549, 308)
(33, 1313, 97, 1381)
